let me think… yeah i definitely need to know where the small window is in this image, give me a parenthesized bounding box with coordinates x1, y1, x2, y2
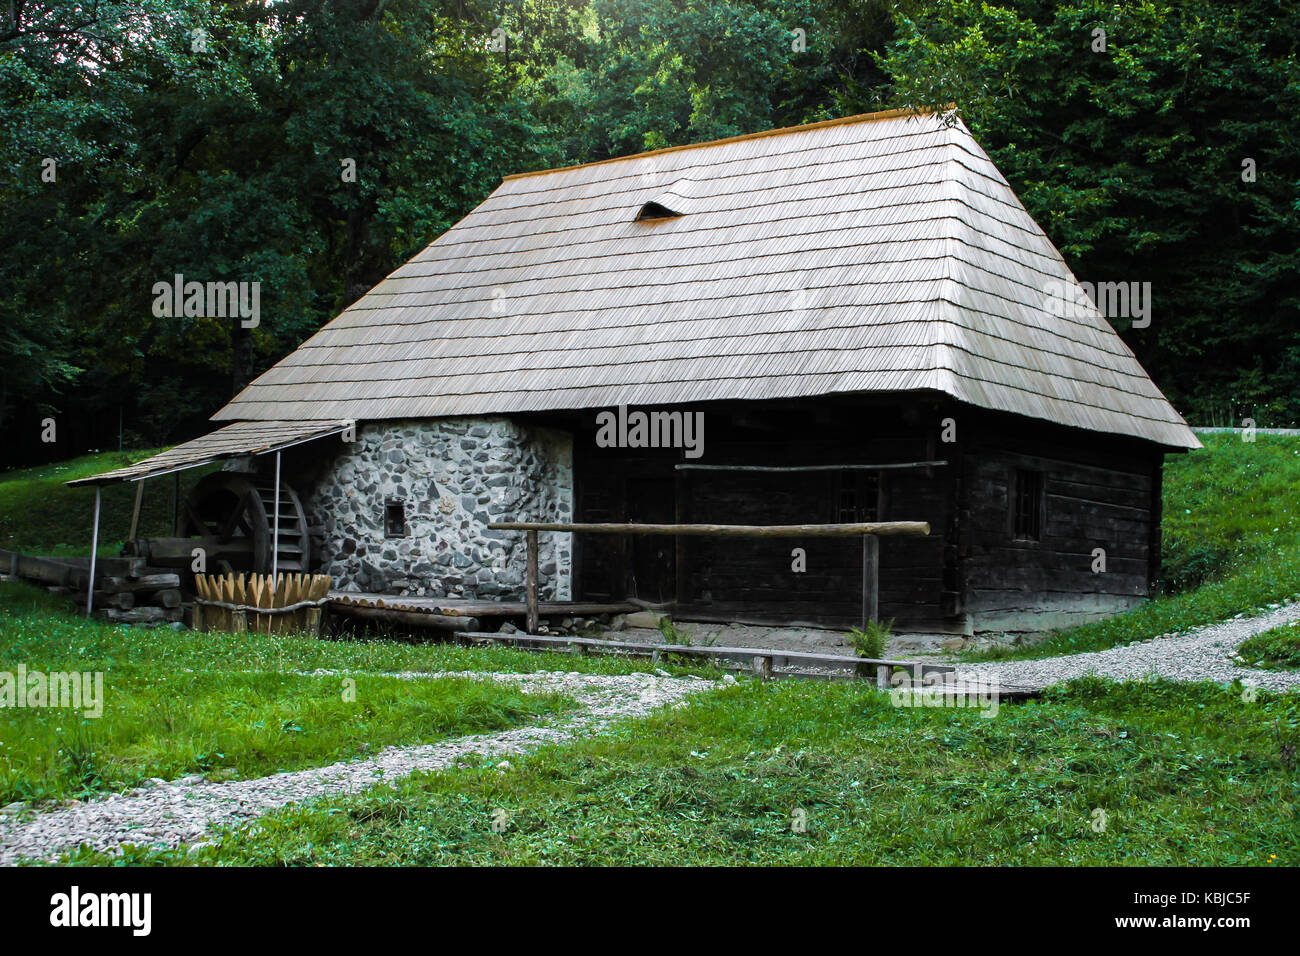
(1013, 469, 1043, 540)
(834, 471, 879, 523)
(384, 500, 407, 538)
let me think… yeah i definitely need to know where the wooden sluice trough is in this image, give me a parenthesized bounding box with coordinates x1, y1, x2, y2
(326, 591, 641, 633)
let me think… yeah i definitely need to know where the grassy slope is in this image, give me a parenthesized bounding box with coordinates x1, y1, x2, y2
(968, 433, 1300, 660)
(69, 678, 1300, 866)
(0, 450, 217, 556)
(1235, 619, 1300, 670)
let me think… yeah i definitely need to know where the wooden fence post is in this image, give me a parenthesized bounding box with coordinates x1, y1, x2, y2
(861, 533, 879, 627)
(525, 529, 539, 635)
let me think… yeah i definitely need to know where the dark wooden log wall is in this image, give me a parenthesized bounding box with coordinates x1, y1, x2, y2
(571, 397, 963, 631)
(957, 410, 1167, 634)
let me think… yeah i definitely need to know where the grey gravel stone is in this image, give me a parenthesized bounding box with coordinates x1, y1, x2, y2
(955, 601, 1300, 693)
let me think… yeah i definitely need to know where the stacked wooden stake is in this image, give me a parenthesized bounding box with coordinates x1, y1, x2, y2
(193, 572, 330, 635)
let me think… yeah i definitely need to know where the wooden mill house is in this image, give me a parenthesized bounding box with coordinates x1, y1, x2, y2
(73, 108, 1198, 638)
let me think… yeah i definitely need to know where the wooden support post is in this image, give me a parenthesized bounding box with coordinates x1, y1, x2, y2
(751, 654, 773, 679)
(876, 663, 892, 690)
(271, 451, 282, 582)
(128, 480, 145, 543)
(861, 533, 879, 627)
(171, 472, 181, 536)
(86, 487, 102, 618)
(525, 529, 539, 635)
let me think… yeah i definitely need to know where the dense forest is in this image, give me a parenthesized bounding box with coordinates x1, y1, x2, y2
(2, 0, 1297, 467)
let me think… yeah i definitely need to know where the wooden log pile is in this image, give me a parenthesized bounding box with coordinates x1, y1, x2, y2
(0, 547, 182, 624)
(81, 571, 184, 624)
(193, 572, 330, 636)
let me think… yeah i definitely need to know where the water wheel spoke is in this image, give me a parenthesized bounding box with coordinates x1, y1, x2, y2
(181, 472, 311, 575)
(216, 493, 253, 541)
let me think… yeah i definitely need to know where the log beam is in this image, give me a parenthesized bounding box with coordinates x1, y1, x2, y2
(489, 520, 929, 538)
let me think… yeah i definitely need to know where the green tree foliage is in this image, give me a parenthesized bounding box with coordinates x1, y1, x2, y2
(0, 0, 1296, 464)
(879, 0, 1300, 425)
(0, 0, 549, 453)
(509, 0, 896, 161)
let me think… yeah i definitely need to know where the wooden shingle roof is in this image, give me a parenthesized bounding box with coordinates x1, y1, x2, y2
(68, 420, 354, 486)
(214, 108, 1198, 449)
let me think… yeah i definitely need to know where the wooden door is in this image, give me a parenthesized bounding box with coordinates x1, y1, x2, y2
(625, 477, 676, 603)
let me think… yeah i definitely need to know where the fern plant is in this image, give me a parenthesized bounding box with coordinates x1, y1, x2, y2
(847, 618, 894, 659)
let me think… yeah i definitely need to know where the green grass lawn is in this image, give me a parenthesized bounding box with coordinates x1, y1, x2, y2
(63, 676, 1300, 866)
(967, 433, 1300, 661)
(0, 581, 715, 680)
(0, 581, 717, 806)
(0, 450, 217, 556)
(1235, 619, 1300, 671)
(0, 668, 572, 805)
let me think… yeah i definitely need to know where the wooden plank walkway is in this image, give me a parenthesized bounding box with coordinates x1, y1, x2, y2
(324, 591, 1037, 698)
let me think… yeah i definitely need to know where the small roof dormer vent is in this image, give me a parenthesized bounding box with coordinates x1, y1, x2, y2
(636, 200, 684, 221)
(634, 178, 700, 222)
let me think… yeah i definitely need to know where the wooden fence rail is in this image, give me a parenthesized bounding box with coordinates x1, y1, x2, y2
(487, 520, 931, 635)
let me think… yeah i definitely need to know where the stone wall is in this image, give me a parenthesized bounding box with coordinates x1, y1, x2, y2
(300, 418, 573, 600)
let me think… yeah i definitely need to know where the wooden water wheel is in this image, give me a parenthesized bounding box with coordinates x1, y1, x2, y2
(176, 472, 311, 574)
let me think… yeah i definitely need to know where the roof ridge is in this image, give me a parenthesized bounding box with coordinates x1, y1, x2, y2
(500, 105, 957, 183)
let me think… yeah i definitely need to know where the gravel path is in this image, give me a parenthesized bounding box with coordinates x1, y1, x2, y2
(956, 602, 1300, 692)
(0, 670, 721, 866)
(5, 604, 1296, 863)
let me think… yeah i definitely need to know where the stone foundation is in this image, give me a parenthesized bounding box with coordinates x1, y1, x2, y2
(302, 418, 572, 600)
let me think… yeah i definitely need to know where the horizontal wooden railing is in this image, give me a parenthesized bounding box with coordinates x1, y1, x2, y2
(488, 520, 929, 537)
(487, 520, 931, 635)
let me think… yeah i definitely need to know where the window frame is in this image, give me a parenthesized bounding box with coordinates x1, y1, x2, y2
(1009, 467, 1045, 542)
(383, 498, 408, 539)
(830, 469, 882, 524)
